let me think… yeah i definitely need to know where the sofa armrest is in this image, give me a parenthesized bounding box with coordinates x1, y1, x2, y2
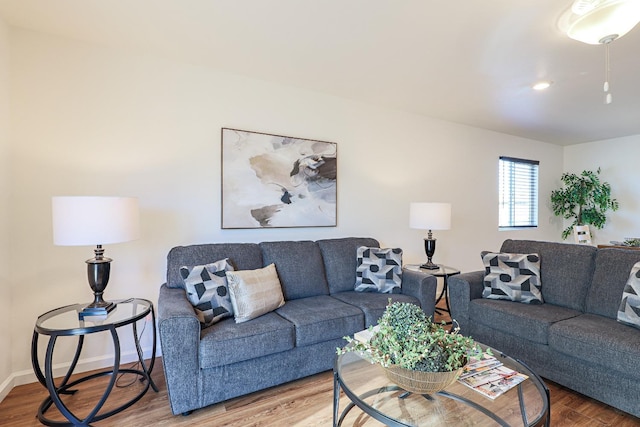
(401, 268, 437, 317)
(158, 283, 202, 415)
(448, 270, 485, 335)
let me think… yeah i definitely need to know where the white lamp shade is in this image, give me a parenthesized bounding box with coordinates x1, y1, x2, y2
(409, 202, 451, 231)
(52, 196, 140, 246)
(567, 0, 640, 44)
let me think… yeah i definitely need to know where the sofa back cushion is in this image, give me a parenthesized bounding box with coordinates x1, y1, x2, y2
(585, 248, 640, 319)
(166, 243, 262, 289)
(260, 241, 330, 300)
(317, 237, 380, 294)
(500, 239, 597, 311)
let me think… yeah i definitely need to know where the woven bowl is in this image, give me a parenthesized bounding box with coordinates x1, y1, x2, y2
(383, 365, 463, 394)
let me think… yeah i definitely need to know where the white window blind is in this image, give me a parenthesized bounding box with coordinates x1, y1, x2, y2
(499, 156, 539, 228)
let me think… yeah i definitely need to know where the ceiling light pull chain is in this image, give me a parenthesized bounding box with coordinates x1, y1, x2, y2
(602, 36, 614, 105)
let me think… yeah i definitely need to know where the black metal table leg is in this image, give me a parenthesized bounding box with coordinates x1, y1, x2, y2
(333, 370, 340, 427)
(133, 304, 158, 392)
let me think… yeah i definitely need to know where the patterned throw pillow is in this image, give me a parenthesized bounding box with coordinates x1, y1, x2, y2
(225, 263, 285, 323)
(617, 262, 640, 329)
(481, 252, 543, 304)
(180, 259, 234, 327)
(354, 246, 403, 293)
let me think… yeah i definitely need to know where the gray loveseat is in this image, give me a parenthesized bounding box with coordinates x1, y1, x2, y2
(158, 237, 437, 415)
(449, 239, 640, 418)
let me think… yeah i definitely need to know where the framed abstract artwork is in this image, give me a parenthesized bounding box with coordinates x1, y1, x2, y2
(221, 128, 337, 229)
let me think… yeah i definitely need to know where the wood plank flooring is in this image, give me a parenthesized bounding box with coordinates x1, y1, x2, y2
(1, 360, 639, 426)
(2, 303, 639, 426)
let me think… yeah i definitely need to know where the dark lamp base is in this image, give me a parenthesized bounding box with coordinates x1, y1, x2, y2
(81, 246, 115, 320)
(419, 261, 440, 270)
(421, 237, 439, 270)
(79, 301, 116, 319)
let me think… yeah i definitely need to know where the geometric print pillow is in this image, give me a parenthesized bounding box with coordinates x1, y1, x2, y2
(180, 258, 234, 327)
(617, 261, 640, 329)
(481, 251, 543, 304)
(355, 246, 403, 293)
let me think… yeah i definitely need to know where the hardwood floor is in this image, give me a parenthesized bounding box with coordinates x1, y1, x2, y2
(2, 302, 639, 426)
(1, 360, 639, 426)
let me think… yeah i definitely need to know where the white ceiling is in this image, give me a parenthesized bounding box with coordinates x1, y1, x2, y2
(0, 0, 639, 146)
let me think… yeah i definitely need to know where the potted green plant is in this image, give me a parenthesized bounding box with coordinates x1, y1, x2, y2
(550, 168, 619, 240)
(337, 301, 486, 393)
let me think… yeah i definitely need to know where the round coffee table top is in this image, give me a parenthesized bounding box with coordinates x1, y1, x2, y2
(334, 344, 549, 426)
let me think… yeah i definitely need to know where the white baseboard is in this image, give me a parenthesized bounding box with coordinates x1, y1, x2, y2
(0, 375, 14, 403)
(0, 345, 157, 404)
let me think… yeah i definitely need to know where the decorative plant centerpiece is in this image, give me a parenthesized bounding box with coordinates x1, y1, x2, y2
(337, 301, 487, 393)
(551, 168, 619, 240)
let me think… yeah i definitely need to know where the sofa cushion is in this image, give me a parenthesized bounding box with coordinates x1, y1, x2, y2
(481, 251, 543, 304)
(167, 243, 263, 289)
(617, 261, 640, 329)
(469, 299, 582, 345)
(331, 291, 420, 327)
(354, 246, 403, 293)
(500, 239, 596, 311)
(198, 312, 295, 369)
(260, 241, 330, 300)
(548, 314, 640, 378)
(275, 295, 364, 347)
(317, 237, 380, 294)
(226, 263, 285, 323)
(180, 259, 234, 327)
(586, 248, 640, 319)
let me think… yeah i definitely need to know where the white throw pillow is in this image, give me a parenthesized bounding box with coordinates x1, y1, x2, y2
(226, 263, 285, 323)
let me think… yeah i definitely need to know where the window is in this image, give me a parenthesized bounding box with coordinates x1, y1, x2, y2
(499, 156, 539, 228)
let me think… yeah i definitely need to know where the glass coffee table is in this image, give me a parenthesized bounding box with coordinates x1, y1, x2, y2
(333, 345, 550, 426)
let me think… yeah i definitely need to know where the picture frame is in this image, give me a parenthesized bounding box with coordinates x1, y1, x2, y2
(221, 128, 337, 229)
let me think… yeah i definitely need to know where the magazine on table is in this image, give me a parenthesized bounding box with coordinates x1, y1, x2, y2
(459, 353, 504, 380)
(458, 355, 529, 400)
(468, 371, 529, 400)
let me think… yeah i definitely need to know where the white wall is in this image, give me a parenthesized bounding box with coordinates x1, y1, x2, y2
(5, 28, 563, 389)
(563, 136, 640, 245)
(0, 17, 11, 402)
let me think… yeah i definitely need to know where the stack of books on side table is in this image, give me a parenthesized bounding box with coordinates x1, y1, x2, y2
(457, 354, 528, 400)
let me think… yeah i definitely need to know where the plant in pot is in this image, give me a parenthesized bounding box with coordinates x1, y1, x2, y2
(337, 301, 487, 394)
(550, 168, 619, 240)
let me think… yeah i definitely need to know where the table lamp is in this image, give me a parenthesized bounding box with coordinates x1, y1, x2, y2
(52, 196, 140, 317)
(409, 202, 451, 270)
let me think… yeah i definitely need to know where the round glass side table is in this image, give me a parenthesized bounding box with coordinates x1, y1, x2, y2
(404, 264, 460, 322)
(31, 298, 158, 426)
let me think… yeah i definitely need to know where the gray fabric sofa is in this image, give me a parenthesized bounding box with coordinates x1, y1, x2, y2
(158, 237, 437, 415)
(449, 239, 640, 418)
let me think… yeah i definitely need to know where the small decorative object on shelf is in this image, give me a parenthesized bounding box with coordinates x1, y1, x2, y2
(337, 300, 488, 394)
